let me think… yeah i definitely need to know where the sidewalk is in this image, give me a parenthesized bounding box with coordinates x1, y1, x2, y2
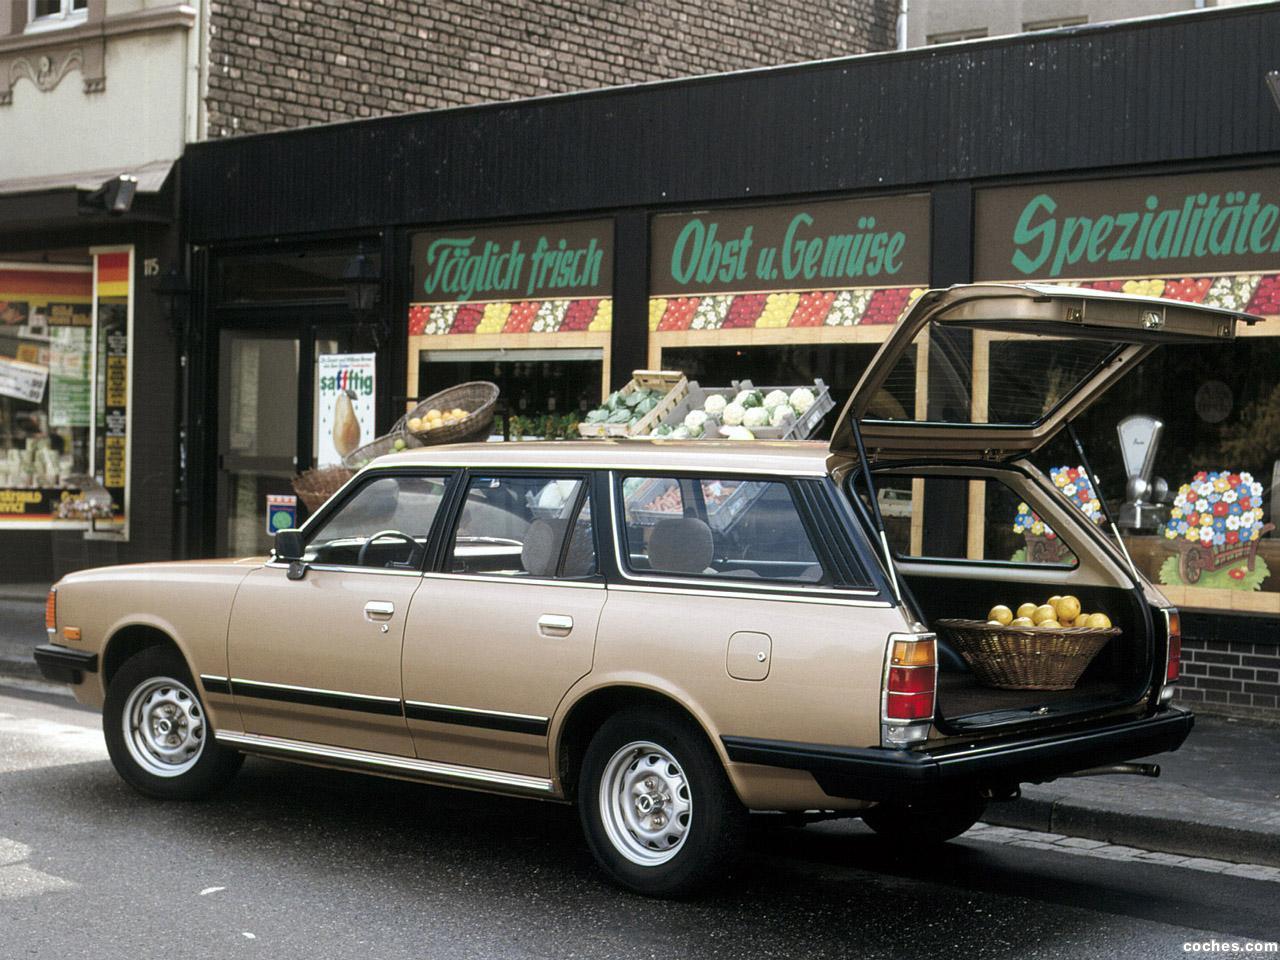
(0, 588, 47, 684)
(984, 713, 1280, 867)
(2, 585, 1276, 866)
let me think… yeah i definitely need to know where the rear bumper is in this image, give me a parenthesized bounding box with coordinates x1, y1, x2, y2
(722, 707, 1194, 803)
(33, 644, 98, 685)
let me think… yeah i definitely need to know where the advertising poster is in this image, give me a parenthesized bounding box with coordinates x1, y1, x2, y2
(315, 353, 376, 467)
(0, 356, 48, 403)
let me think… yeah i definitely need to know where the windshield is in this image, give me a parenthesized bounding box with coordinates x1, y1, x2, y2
(867, 320, 1122, 426)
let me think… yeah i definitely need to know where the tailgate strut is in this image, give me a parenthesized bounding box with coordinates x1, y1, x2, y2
(1065, 421, 1143, 586)
(847, 413, 904, 607)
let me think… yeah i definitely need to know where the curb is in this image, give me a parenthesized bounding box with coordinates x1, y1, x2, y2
(985, 796, 1280, 869)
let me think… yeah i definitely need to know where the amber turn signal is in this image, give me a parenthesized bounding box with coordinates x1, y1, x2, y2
(891, 638, 937, 667)
(45, 589, 56, 634)
(63, 627, 81, 642)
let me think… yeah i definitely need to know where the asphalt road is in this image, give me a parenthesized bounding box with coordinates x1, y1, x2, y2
(1, 685, 1276, 960)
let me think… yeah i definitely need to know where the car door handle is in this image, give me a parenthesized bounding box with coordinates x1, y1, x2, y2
(537, 614, 573, 637)
(364, 601, 395, 621)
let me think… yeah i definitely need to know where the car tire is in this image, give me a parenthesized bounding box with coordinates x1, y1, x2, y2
(860, 793, 988, 847)
(103, 646, 243, 800)
(578, 706, 747, 898)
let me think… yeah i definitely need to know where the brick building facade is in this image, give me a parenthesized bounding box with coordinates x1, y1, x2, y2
(205, 0, 901, 137)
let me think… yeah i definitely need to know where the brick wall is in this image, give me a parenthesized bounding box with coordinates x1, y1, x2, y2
(1175, 614, 1280, 720)
(205, 0, 900, 137)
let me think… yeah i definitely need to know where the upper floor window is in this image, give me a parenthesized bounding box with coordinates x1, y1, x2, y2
(27, 0, 88, 32)
(926, 28, 987, 45)
(1023, 17, 1087, 32)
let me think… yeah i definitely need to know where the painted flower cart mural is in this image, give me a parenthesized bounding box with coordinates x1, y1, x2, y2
(1159, 471, 1273, 589)
(1013, 466, 1106, 563)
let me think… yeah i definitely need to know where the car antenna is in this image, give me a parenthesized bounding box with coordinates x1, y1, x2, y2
(847, 411, 903, 607)
(1066, 420, 1143, 586)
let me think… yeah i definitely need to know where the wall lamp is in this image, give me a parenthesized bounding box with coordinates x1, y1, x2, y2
(84, 174, 139, 215)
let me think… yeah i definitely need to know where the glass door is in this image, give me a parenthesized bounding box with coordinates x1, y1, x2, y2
(215, 323, 382, 557)
(216, 330, 301, 557)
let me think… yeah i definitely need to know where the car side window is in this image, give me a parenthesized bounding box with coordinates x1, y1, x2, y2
(619, 475, 824, 583)
(303, 474, 449, 569)
(449, 475, 595, 578)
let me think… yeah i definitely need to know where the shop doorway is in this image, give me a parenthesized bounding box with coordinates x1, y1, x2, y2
(215, 322, 379, 556)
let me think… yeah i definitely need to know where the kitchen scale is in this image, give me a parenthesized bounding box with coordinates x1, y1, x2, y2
(1116, 414, 1169, 530)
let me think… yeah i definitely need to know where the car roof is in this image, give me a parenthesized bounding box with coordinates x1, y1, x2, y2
(367, 439, 831, 476)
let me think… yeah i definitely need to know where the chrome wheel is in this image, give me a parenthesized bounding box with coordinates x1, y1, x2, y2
(598, 740, 692, 866)
(122, 676, 206, 778)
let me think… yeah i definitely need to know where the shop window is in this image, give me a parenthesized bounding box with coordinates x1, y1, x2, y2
(304, 474, 448, 568)
(619, 475, 824, 583)
(871, 322, 1119, 425)
(0, 258, 122, 528)
(860, 473, 1081, 568)
(659, 343, 879, 441)
(418, 348, 603, 440)
(1035, 338, 1280, 609)
(447, 474, 592, 578)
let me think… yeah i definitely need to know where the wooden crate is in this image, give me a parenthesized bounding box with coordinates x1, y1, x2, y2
(578, 370, 688, 438)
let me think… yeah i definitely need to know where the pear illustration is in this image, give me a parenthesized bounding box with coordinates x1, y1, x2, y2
(332, 389, 362, 457)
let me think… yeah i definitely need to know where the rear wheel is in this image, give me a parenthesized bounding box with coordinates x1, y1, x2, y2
(578, 707, 747, 897)
(103, 646, 243, 800)
(861, 794, 987, 847)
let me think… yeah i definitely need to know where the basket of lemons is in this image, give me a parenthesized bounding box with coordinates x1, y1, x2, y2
(403, 381, 499, 446)
(937, 595, 1119, 690)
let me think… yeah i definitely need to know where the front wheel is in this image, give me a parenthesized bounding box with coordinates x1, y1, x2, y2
(861, 793, 987, 847)
(103, 646, 243, 800)
(578, 707, 747, 897)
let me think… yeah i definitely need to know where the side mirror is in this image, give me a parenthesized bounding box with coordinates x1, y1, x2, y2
(273, 529, 305, 561)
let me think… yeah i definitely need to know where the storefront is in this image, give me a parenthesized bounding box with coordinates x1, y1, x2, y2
(406, 218, 614, 438)
(646, 193, 931, 427)
(182, 3, 1280, 716)
(0, 189, 178, 583)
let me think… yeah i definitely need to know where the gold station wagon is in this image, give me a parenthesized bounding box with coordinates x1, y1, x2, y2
(36, 284, 1248, 896)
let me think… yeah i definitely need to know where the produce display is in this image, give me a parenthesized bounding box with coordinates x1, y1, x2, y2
(582, 387, 664, 429)
(578, 371, 687, 438)
(648, 381, 829, 441)
(408, 406, 470, 435)
(986, 595, 1112, 630)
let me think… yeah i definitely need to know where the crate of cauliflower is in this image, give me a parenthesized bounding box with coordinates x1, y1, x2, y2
(649, 379, 833, 441)
(578, 370, 689, 438)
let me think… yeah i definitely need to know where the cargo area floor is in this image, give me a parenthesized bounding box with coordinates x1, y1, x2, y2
(937, 672, 1130, 719)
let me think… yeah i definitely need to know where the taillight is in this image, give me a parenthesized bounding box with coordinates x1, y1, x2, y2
(45, 588, 56, 636)
(883, 634, 937, 739)
(1164, 609, 1181, 685)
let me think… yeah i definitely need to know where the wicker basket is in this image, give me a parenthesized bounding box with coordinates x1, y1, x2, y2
(936, 618, 1120, 691)
(292, 465, 354, 512)
(402, 381, 499, 446)
(342, 434, 412, 470)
